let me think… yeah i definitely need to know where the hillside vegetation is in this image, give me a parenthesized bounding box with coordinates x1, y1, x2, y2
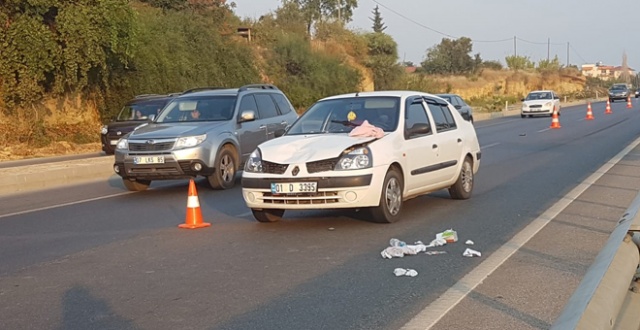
(0, 0, 608, 160)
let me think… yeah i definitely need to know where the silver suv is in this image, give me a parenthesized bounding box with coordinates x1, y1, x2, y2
(113, 84, 299, 191)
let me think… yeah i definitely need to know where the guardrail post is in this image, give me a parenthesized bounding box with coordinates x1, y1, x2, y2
(504, 101, 508, 115)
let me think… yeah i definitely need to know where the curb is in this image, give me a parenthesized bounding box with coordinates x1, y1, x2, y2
(0, 156, 115, 197)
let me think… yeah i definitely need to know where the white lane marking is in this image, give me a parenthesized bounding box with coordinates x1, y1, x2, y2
(0, 192, 133, 219)
(481, 142, 500, 149)
(401, 135, 640, 330)
(537, 127, 551, 132)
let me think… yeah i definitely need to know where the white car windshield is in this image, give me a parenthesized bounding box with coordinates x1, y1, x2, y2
(156, 96, 236, 123)
(525, 92, 552, 100)
(286, 97, 400, 135)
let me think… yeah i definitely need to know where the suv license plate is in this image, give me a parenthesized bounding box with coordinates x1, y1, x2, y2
(134, 156, 165, 165)
(271, 182, 317, 194)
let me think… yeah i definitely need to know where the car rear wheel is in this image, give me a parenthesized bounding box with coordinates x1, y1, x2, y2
(448, 156, 473, 200)
(369, 168, 403, 223)
(252, 209, 285, 223)
(123, 178, 151, 191)
(207, 145, 237, 190)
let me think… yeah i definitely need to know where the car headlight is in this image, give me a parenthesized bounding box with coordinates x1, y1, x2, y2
(101, 125, 108, 135)
(545, 102, 552, 107)
(335, 147, 372, 170)
(522, 104, 529, 110)
(116, 138, 128, 150)
(244, 149, 263, 173)
(175, 134, 206, 148)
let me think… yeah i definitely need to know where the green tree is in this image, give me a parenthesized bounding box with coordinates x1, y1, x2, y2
(0, 0, 137, 109)
(370, 5, 386, 33)
(365, 32, 402, 90)
(482, 60, 503, 70)
(284, 0, 358, 36)
(505, 55, 534, 70)
(420, 37, 481, 75)
(537, 55, 562, 73)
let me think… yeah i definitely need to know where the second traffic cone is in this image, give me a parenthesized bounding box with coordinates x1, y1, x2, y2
(605, 100, 612, 114)
(550, 107, 561, 129)
(179, 179, 211, 229)
(627, 96, 633, 109)
(586, 102, 594, 120)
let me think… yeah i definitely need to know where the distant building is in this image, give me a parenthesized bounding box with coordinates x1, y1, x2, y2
(581, 63, 636, 80)
(404, 66, 417, 74)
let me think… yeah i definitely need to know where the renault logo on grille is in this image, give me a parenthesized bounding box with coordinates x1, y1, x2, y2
(146, 140, 156, 145)
(292, 166, 300, 176)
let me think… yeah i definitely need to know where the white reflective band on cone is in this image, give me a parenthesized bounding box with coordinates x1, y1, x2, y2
(187, 196, 200, 208)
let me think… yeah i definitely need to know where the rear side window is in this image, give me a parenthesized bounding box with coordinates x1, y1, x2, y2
(427, 103, 457, 132)
(254, 94, 279, 119)
(271, 93, 294, 115)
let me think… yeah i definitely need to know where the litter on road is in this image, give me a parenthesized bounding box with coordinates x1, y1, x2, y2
(393, 268, 418, 277)
(463, 248, 482, 257)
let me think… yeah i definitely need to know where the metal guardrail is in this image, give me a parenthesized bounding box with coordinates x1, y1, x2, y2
(551, 191, 640, 330)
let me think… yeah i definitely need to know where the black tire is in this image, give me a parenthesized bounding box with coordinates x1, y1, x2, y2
(252, 209, 284, 223)
(207, 145, 237, 190)
(448, 156, 474, 200)
(123, 178, 151, 191)
(520, 114, 525, 118)
(369, 168, 403, 223)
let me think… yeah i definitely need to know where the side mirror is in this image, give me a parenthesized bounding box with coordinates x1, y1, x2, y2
(274, 129, 286, 138)
(520, 98, 525, 102)
(407, 123, 431, 138)
(238, 110, 256, 123)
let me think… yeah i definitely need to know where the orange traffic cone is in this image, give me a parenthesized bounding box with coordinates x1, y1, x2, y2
(179, 179, 211, 229)
(605, 100, 612, 114)
(627, 96, 632, 109)
(586, 102, 594, 120)
(550, 107, 561, 129)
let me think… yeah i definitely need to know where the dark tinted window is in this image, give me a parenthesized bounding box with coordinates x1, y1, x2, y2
(255, 94, 279, 119)
(271, 93, 293, 115)
(427, 103, 457, 132)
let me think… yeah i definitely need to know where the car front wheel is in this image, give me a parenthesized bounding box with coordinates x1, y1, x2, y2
(449, 156, 474, 199)
(369, 168, 403, 223)
(123, 178, 151, 191)
(252, 209, 285, 223)
(207, 145, 237, 190)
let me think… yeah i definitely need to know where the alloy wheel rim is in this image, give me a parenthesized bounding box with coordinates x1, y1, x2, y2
(462, 162, 473, 192)
(385, 177, 402, 215)
(220, 155, 234, 182)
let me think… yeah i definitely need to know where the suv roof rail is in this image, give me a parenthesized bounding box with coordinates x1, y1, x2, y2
(182, 86, 227, 94)
(238, 84, 279, 92)
(134, 94, 163, 99)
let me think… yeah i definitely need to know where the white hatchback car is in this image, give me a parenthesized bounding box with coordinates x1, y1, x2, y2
(241, 91, 481, 223)
(521, 90, 561, 118)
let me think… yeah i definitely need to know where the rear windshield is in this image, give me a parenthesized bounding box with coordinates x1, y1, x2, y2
(117, 101, 168, 121)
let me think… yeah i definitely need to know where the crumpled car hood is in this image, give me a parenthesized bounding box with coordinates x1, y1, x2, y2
(259, 134, 378, 164)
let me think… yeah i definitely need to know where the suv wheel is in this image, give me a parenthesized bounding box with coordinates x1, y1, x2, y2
(123, 179, 151, 191)
(207, 145, 237, 190)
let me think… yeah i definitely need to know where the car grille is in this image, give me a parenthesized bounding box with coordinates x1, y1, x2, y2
(529, 105, 542, 108)
(306, 157, 339, 173)
(261, 191, 340, 204)
(262, 160, 288, 174)
(129, 141, 175, 151)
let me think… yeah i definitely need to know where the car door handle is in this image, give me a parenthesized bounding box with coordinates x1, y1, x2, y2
(432, 144, 438, 149)
(259, 125, 267, 129)
(281, 121, 288, 125)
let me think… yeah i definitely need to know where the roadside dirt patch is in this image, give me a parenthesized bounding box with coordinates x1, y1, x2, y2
(0, 142, 102, 161)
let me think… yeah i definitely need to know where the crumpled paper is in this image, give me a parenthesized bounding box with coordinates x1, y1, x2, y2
(381, 242, 428, 259)
(465, 240, 474, 245)
(394, 268, 418, 277)
(348, 120, 384, 138)
(463, 248, 482, 257)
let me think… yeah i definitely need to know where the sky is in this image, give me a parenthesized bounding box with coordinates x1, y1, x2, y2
(232, 0, 640, 69)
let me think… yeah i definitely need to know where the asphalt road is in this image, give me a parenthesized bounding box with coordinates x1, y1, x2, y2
(1, 100, 640, 330)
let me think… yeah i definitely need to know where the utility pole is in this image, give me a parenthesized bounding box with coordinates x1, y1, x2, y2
(547, 38, 550, 61)
(566, 42, 569, 67)
(514, 36, 517, 56)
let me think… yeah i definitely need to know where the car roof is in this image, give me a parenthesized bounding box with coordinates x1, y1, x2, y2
(177, 84, 282, 98)
(435, 93, 458, 97)
(528, 90, 554, 93)
(127, 93, 180, 105)
(319, 90, 441, 102)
